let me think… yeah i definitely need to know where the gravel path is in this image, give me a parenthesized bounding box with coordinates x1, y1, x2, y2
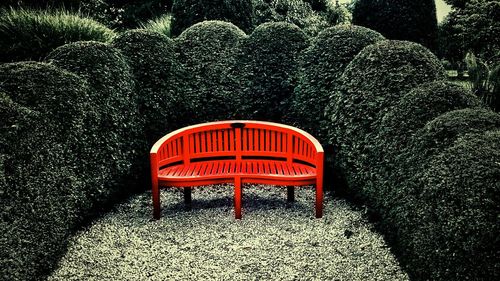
(48, 185, 409, 281)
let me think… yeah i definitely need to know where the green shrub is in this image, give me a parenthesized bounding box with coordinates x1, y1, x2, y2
(46, 41, 143, 201)
(408, 108, 500, 162)
(352, 0, 438, 51)
(175, 21, 246, 123)
(0, 62, 90, 145)
(0, 93, 84, 281)
(140, 14, 172, 37)
(289, 25, 384, 141)
(111, 29, 187, 143)
(235, 22, 308, 121)
(0, 8, 114, 62)
(398, 129, 500, 281)
(171, 0, 253, 36)
(326, 40, 445, 192)
(366, 82, 482, 209)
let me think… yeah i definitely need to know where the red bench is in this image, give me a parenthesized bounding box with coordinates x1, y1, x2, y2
(150, 120, 324, 219)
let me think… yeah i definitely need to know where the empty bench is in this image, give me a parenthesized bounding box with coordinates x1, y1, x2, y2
(150, 120, 324, 219)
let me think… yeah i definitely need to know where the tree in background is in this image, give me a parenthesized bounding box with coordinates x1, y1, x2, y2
(440, 0, 500, 64)
(439, 0, 500, 111)
(352, 0, 438, 51)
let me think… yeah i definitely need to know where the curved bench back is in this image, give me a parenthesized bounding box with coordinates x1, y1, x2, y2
(151, 120, 323, 168)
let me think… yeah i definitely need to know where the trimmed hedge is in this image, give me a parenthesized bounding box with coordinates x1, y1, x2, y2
(326, 40, 445, 192)
(0, 62, 91, 212)
(171, 0, 253, 36)
(46, 41, 143, 201)
(235, 22, 308, 121)
(0, 62, 90, 145)
(289, 25, 384, 141)
(175, 21, 246, 123)
(0, 91, 85, 279)
(0, 8, 114, 62)
(401, 108, 500, 174)
(366, 82, 482, 208)
(403, 130, 500, 281)
(112, 29, 187, 143)
(382, 108, 500, 281)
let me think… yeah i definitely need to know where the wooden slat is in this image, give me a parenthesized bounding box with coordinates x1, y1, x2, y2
(224, 130, 229, 152)
(248, 128, 253, 151)
(217, 130, 223, 152)
(277, 132, 282, 152)
(211, 130, 217, 152)
(206, 131, 212, 153)
(270, 131, 275, 152)
(254, 129, 259, 151)
(188, 134, 194, 155)
(266, 130, 271, 151)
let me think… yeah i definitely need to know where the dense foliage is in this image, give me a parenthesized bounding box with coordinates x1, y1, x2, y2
(392, 110, 500, 280)
(352, 0, 438, 51)
(46, 41, 144, 200)
(174, 21, 246, 122)
(289, 25, 384, 141)
(171, 0, 253, 36)
(439, 0, 500, 63)
(361, 81, 481, 210)
(0, 63, 91, 281)
(0, 8, 114, 62)
(112, 29, 187, 143)
(235, 22, 308, 121)
(326, 40, 445, 194)
(408, 130, 499, 280)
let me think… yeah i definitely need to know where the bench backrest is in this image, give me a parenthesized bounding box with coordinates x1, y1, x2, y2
(151, 120, 323, 169)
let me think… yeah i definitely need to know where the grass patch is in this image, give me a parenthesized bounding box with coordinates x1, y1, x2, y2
(0, 7, 115, 62)
(140, 14, 172, 37)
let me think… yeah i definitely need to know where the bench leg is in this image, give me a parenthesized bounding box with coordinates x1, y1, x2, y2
(287, 186, 295, 202)
(152, 180, 160, 220)
(234, 177, 242, 219)
(184, 187, 192, 209)
(315, 180, 323, 218)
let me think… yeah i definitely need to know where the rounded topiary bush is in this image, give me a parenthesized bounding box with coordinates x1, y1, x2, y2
(383, 109, 500, 279)
(175, 21, 246, 122)
(401, 130, 500, 281)
(0, 93, 84, 281)
(0, 61, 90, 144)
(407, 108, 500, 163)
(389, 108, 500, 215)
(112, 29, 187, 143)
(46, 41, 143, 200)
(171, 0, 253, 36)
(365, 82, 482, 209)
(0, 8, 114, 62)
(377, 81, 481, 155)
(289, 25, 384, 141)
(326, 40, 445, 192)
(235, 22, 308, 121)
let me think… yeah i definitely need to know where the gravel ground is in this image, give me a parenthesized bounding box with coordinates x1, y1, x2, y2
(48, 185, 409, 281)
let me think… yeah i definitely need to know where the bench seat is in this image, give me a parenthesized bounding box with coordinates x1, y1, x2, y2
(158, 160, 316, 183)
